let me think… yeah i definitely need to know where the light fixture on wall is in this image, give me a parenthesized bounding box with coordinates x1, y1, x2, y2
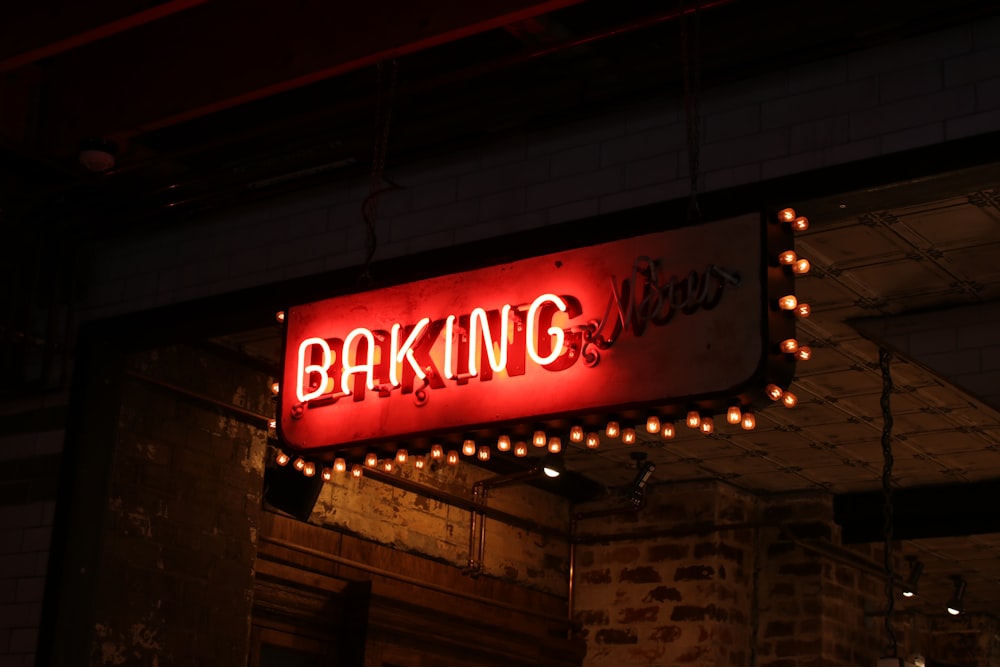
(901, 557, 923, 598)
(946, 576, 966, 615)
(629, 460, 656, 507)
(540, 453, 565, 478)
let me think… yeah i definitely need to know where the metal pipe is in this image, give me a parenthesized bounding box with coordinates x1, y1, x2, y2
(125, 369, 272, 426)
(476, 487, 490, 577)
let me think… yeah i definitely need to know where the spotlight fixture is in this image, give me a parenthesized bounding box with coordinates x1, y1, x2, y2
(946, 576, 966, 615)
(901, 557, 924, 598)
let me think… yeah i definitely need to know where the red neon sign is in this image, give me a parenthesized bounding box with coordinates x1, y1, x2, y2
(280, 213, 784, 452)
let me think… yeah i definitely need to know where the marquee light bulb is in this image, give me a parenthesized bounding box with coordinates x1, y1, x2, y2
(293, 457, 306, 472)
(777, 208, 796, 223)
(321, 467, 332, 481)
(334, 458, 346, 473)
(497, 435, 511, 451)
(766, 384, 783, 401)
(275, 311, 286, 323)
(382, 459, 393, 472)
(446, 450, 459, 465)
(304, 461, 317, 477)
(782, 392, 799, 408)
(646, 415, 661, 433)
(351, 464, 363, 478)
(742, 412, 756, 430)
(270, 381, 280, 395)
(793, 258, 811, 274)
(365, 452, 378, 467)
(267, 419, 276, 430)
(661, 423, 675, 439)
(797, 346, 812, 361)
(548, 437, 562, 454)
(463, 439, 476, 456)
(414, 455, 426, 470)
(477, 446, 491, 461)
(605, 421, 620, 438)
(796, 303, 812, 318)
(275, 452, 290, 466)
(622, 428, 636, 444)
(396, 449, 408, 464)
(533, 431, 547, 448)
(727, 406, 742, 424)
(430, 444, 444, 460)
(792, 216, 809, 231)
(686, 411, 701, 428)
(778, 295, 798, 310)
(700, 417, 714, 434)
(778, 250, 797, 265)
(779, 338, 799, 353)
(585, 432, 600, 449)
(514, 442, 528, 457)
(569, 426, 584, 443)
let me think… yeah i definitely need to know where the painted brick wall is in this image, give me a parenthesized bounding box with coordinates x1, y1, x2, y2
(80, 15, 1000, 322)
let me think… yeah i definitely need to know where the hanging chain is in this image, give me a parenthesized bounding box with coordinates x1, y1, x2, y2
(880, 346, 898, 658)
(680, 0, 702, 223)
(360, 59, 399, 286)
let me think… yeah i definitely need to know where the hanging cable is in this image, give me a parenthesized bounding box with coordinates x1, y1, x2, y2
(360, 59, 400, 286)
(679, 0, 703, 223)
(880, 346, 897, 658)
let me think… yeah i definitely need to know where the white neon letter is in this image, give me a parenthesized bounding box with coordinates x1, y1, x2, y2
(526, 294, 567, 366)
(390, 318, 431, 386)
(296, 337, 332, 402)
(443, 315, 457, 380)
(468, 305, 512, 376)
(340, 328, 376, 395)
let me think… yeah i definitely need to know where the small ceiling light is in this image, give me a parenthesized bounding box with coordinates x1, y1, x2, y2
(303, 461, 316, 477)
(792, 216, 809, 231)
(275, 451, 290, 466)
(699, 417, 714, 434)
(946, 576, 966, 615)
(569, 425, 584, 443)
(462, 439, 476, 456)
(334, 458, 347, 473)
(796, 346, 812, 361)
(646, 415, 661, 433)
(351, 464, 363, 478)
(902, 557, 924, 598)
(765, 384, 784, 401)
(782, 392, 798, 408)
(777, 207, 796, 223)
(585, 432, 600, 449)
(270, 382, 281, 395)
(497, 435, 512, 451)
(293, 457, 306, 472)
(605, 421, 620, 438)
(621, 427, 636, 445)
(779, 338, 799, 354)
(446, 450, 460, 465)
(321, 467, 333, 481)
(796, 303, 812, 318)
(477, 446, 491, 461)
(661, 423, 675, 439)
(382, 459, 393, 473)
(778, 250, 797, 265)
(727, 406, 742, 425)
(686, 411, 701, 429)
(778, 295, 798, 310)
(547, 437, 562, 454)
(514, 441, 528, 457)
(396, 449, 409, 464)
(741, 412, 756, 430)
(78, 138, 118, 173)
(533, 430, 547, 448)
(275, 311, 286, 323)
(430, 444, 444, 460)
(365, 452, 378, 468)
(540, 453, 565, 478)
(793, 258, 811, 274)
(414, 455, 426, 470)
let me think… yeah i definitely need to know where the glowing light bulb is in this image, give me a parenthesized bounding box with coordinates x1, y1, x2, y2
(382, 459, 393, 472)
(321, 467, 332, 481)
(585, 432, 600, 449)
(622, 428, 636, 445)
(293, 457, 306, 471)
(686, 411, 701, 428)
(793, 258, 811, 274)
(727, 406, 742, 424)
(796, 303, 811, 318)
(766, 384, 783, 401)
(778, 295, 798, 310)
(796, 346, 812, 361)
(270, 382, 280, 395)
(792, 216, 809, 231)
(267, 419, 276, 430)
(605, 421, 620, 438)
(646, 416, 661, 433)
(477, 446, 491, 461)
(365, 452, 378, 467)
(742, 412, 756, 430)
(396, 449, 408, 464)
(569, 426, 584, 443)
(430, 444, 444, 460)
(779, 338, 799, 353)
(777, 208, 796, 223)
(275, 311, 286, 323)
(700, 417, 714, 434)
(302, 461, 316, 477)
(463, 439, 476, 456)
(497, 435, 511, 451)
(778, 250, 797, 265)
(547, 437, 562, 453)
(662, 423, 675, 439)
(414, 455, 426, 470)
(334, 458, 346, 473)
(782, 392, 798, 408)
(514, 442, 528, 457)
(351, 464, 363, 478)
(446, 450, 459, 465)
(533, 431, 547, 448)
(275, 452, 290, 466)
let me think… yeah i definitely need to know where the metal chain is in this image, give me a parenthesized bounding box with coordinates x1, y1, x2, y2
(360, 59, 399, 285)
(880, 346, 898, 658)
(680, 0, 702, 223)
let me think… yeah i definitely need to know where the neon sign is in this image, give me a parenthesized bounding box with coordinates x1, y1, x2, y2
(279, 213, 791, 452)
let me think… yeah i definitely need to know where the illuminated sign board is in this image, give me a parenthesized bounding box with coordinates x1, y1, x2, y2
(279, 213, 793, 452)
